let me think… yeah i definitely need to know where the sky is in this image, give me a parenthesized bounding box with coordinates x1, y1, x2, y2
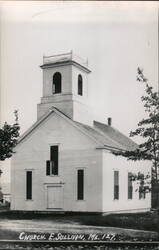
(0, 1, 158, 183)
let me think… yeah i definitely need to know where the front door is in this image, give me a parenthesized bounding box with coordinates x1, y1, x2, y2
(47, 186, 63, 209)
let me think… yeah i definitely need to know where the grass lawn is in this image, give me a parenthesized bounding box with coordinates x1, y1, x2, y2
(0, 210, 158, 232)
(0, 211, 158, 249)
(83, 211, 158, 232)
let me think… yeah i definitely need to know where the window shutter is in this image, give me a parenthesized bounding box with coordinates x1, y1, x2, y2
(128, 173, 133, 199)
(77, 169, 84, 200)
(26, 171, 32, 200)
(50, 161, 54, 175)
(50, 146, 58, 175)
(46, 160, 50, 176)
(114, 171, 119, 185)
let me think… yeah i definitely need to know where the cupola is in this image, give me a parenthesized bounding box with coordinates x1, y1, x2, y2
(37, 51, 93, 125)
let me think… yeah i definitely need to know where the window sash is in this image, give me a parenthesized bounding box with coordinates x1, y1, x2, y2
(128, 186, 133, 199)
(114, 185, 119, 200)
(114, 171, 119, 200)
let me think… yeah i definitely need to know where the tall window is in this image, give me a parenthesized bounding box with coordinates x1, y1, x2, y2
(128, 172, 133, 199)
(114, 171, 119, 200)
(53, 72, 62, 94)
(46, 146, 58, 176)
(78, 74, 83, 96)
(26, 171, 32, 200)
(77, 169, 84, 200)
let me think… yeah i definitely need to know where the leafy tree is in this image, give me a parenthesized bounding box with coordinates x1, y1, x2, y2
(0, 110, 20, 162)
(113, 67, 159, 202)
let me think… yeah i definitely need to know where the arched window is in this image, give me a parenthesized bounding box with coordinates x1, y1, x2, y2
(53, 72, 62, 94)
(78, 74, 83, 96)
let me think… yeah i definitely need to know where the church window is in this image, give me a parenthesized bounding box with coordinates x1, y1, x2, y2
(114, 170, 119, 200)
(46, 146, 58, 176)
(128, 172, 133, 199)
(77, 169, 84, 200)
(26, 171, 32, 200)
(53, 72, 62, 94)
(78, 74, 83, 96)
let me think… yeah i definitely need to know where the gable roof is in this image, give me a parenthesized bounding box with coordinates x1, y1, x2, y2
(93, 121, 138, 151)
(18, 106, 138, 152)
(74, 121, 124, 150)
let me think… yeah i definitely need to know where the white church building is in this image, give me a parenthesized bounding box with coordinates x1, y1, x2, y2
(11, 52, 151, 213)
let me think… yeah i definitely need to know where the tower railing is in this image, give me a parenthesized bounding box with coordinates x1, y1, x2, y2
(43, 51, 88, 67)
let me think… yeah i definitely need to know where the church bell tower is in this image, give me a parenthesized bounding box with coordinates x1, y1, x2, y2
(37, 51, 93, 125)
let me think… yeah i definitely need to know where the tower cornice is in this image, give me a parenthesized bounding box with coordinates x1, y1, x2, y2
(40, 60, 91, 73)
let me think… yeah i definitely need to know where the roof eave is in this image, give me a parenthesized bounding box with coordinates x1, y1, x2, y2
(96, 145, 125, 151)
